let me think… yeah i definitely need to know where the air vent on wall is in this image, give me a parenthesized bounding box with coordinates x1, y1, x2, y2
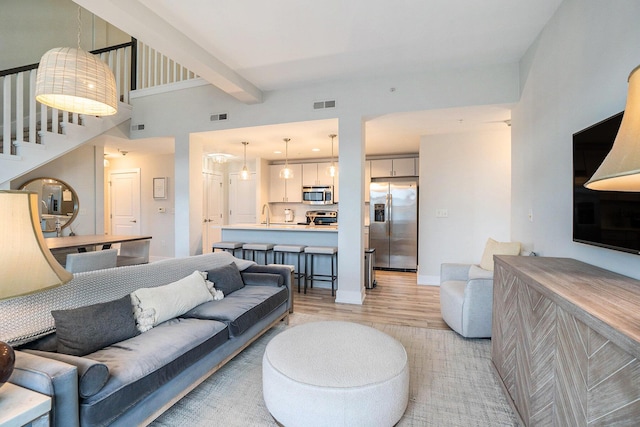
(131, 124, 145, 131)
(313, 100, 336, 110)
(210, 112, 228, 121)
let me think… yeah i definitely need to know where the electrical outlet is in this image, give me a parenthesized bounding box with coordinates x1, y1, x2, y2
(436, 209, 448, 218)
(157, 207, 166, 213)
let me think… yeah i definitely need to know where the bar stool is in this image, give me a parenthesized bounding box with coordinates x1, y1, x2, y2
(273, 244, 306, 292)
(212, 241, 243, 257)
(242, 243, 275, 265)
(304, 246, 338, 296)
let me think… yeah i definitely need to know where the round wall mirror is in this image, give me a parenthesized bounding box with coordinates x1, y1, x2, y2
(20, 177, 79, 233)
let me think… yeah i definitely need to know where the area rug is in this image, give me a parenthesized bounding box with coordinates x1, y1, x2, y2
(150, 313, 521, 426)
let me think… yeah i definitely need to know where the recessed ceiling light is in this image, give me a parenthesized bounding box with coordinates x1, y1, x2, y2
(273, 150, 282, 154)
(312, 148, 320, 152)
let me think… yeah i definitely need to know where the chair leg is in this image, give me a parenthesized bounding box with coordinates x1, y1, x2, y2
(331, 253, 335, 297)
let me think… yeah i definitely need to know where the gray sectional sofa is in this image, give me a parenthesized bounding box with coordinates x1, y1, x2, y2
(1, 251, 293, 427)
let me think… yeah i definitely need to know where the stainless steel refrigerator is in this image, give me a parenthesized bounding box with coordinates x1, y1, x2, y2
(369, 179, 418, 271)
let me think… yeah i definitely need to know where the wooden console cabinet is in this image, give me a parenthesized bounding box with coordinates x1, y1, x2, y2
(492, 256, 640, 426)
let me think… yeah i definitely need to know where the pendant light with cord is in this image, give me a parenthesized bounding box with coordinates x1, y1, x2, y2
(241, 141, 250, 180)
(280, 138, 294, 179)
(326, 134, 338, 177)
(34, 7, 117, 116)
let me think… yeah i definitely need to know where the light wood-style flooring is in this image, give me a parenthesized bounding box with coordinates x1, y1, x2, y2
(293, 269, 450, 330)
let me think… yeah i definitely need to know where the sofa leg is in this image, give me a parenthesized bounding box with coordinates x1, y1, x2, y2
(283, 314, 289, 326)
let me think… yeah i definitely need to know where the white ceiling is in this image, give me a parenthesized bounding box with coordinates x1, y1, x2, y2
(85, 0, 563, 160)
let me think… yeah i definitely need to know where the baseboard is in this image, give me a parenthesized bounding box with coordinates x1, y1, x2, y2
(418, 274, 440, 286)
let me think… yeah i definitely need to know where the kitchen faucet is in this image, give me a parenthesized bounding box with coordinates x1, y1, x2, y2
(262, 203, 272, 226)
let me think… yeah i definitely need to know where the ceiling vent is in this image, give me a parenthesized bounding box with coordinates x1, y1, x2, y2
(313, 100, 336, 110)
(210, 112, 228, 121)
(131, 123, 145, 131)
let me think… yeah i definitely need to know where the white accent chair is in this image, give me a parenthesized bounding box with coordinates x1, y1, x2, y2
(439, 238, 521, 338)
(65, 249, 118, 273)
(439, 263, 494, 338)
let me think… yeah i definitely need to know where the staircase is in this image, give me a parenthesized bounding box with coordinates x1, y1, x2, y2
(0, 40, 198, 187)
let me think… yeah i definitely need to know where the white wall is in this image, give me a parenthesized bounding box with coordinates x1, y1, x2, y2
(0, 0, 129, 70)
(418, 128, 512, 284)
(107, 151, 176, 260)
(511, 0, 640, 279)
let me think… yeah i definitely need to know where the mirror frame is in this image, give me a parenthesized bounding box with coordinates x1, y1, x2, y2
(19, 177, 79, 232)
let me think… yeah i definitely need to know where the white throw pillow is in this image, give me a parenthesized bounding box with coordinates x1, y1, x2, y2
(468, 264, 494, 280)
(479, 238, 521, 271)
(131, 270, 213, 332)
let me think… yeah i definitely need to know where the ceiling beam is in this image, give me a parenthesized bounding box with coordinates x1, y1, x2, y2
(74, 0, 263, 104)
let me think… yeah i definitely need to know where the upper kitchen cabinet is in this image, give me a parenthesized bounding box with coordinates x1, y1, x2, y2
(370, 157, 417, 178)
(302, 162, 334, 187)
(269, 164, 302, 203)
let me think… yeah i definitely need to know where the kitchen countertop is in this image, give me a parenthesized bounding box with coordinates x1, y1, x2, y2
(221, 223, 337, 232)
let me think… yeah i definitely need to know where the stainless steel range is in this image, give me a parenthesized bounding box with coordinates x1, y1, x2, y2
(302, 210, 337, 226)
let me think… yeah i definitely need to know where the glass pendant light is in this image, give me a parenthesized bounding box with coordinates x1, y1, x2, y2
(280, 138, 294, 179)
(326, 134, 338, 177)
(240, 141, 250, 180)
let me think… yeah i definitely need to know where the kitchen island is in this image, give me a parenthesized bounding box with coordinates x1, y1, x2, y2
(221, 223, 338, 290)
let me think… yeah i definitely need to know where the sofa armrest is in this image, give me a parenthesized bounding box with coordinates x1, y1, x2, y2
(10, 350, 80, 427)
(243, 264, 294, 313)
(440, 263, 472, 284)
(23, 350, 109, 398)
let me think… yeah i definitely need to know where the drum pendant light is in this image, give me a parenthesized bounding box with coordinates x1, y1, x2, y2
(34, 8, 117, 116)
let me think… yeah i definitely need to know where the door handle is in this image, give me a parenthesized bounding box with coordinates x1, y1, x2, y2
(130, 220, 137, 223)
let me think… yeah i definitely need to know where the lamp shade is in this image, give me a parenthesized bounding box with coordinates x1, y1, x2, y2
(35, 47, 118, 116)
(585, 65, 640, 191)
(0, 191, 72, 300)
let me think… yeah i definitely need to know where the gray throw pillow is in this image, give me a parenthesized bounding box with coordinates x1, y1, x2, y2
(205, 262, 245, 295)
(52, 295, 140, 356)
(240, 272, 283, 287)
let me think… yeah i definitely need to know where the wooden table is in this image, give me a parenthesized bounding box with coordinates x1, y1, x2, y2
(45, 235, 152, 252)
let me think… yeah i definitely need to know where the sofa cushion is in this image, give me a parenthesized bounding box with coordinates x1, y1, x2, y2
(51, 295, 139, 356)
(183, 285, 288, 337)
(130, 270, 213, 332)
(205, 262, 245, 296)
(81, 317, 228, 427)
(479, 238, 521, 271)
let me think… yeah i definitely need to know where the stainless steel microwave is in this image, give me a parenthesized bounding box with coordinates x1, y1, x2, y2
(302, 185, 334, 205)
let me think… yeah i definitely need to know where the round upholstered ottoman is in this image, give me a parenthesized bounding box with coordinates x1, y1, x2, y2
(262, 321, 409, 427)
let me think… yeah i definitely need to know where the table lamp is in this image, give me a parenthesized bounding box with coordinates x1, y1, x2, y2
(0, 191, 73, 387)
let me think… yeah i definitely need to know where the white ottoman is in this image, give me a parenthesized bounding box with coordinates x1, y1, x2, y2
(262, 321, 409, 427)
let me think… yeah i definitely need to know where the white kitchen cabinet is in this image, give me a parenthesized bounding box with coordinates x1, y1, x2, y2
(302, 162, 334, 186)
(269, 164, 302, 203)
(370, 158, 417, 177)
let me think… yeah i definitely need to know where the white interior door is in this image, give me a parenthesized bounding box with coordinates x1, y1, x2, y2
(203, 171, 223, 252)
(229, 173, 256, 224)
(110, 169, 141, 235)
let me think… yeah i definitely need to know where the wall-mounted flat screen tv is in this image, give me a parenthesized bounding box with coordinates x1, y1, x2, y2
(573, 111, 640, 254)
